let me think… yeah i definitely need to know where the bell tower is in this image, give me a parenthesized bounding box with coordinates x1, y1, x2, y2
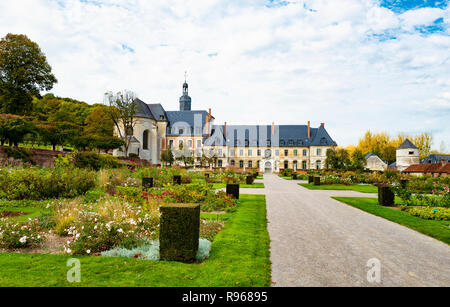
(179, 72, 192, 111)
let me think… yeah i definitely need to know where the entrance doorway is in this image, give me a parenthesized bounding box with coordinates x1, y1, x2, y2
(265, 161, 272, 173)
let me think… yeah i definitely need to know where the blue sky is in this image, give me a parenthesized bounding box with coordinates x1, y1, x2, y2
(0, 0, 449, 150)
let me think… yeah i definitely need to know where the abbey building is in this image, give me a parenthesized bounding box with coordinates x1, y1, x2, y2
(113, 80, 337, 172)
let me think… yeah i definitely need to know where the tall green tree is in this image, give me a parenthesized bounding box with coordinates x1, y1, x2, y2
(0, 34, 57, 115)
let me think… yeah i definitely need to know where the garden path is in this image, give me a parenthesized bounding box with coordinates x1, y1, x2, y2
(261, 174, 450, 287)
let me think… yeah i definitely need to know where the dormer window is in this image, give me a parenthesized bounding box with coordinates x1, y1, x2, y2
(297, 140, 303, 146)
(280, 140, 285, 146)
(320, 137, 327, 145)
(288, 140, 294, 146)
(179, 129, 184, 135)
(267, 140, 271, 147)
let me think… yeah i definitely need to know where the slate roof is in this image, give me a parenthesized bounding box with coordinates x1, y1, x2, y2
(397, 138, 418, 150)
(134, 98, 156, 119)
(166, 110, 213, 136)
(421, 154, 450, 164)
(203, 124, 337, 147)
(148, 104, 168, 121)
(364, 152, 387, 164)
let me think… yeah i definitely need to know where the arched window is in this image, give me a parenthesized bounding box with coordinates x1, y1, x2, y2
(316, 160, 321, 170)
(239, 160, 244, 168)
(230, 160, 235, 166)
(284, 161, 289, 169)
(143, 130, 149, 150)
(302, 161, 307, 170)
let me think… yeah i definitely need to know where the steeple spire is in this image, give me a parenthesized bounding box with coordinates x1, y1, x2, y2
(180, 72, 192, 111)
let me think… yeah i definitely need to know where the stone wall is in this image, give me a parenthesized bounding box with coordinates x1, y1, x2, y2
(0, 147, 66, 168)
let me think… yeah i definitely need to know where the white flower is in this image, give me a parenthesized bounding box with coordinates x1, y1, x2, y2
(117, 228, 123, 233)
(86, 250, 91, 254)
(19, 236, 27, 244)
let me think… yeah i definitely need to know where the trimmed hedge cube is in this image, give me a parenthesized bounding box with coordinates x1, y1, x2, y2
(226, 184, 240, 200)
(159, 204, 200, 262)
(173, 175, 181, 185)
(314, 177, 321, 186)
(246, 175, 254, 185)
(142, 177, 154, 189)
(308, 176, 314, 184)
(292, 174, 297, 180)
(378, 186, 395, 206)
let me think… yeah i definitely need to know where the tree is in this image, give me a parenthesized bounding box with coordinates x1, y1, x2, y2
(161, 148, 175, 166)
(351, 148, 365, 170)
(0, 34, 57, 115)
(37, 121, 78, 151)
(0, 114, 35, 146)
(325, 148, 339, 169)
(84, 106, 115, 137)
(104, 91, 138, 158)
(412, 133, 433, 159)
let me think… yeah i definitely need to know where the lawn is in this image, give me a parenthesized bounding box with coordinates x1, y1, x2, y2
(0, 194, 271, 286)
(212, 182, 265, 189)
(0, 207, 50, 222)
(299, 183, 378, 193)
(333, 197, 450, 245)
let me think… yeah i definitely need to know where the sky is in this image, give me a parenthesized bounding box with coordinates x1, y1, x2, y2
(0, 0, 449, 150)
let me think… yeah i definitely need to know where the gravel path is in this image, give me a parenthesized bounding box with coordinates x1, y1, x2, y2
(261, 174, 450, 287)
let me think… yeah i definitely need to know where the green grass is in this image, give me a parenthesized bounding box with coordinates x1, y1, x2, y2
(200, 212, 230, 221)
(0, 194, 271, 286)
(0, 207, 50, 222)
(333, 197, 450, 245)
(299, 183, 378, 193)
(212, 183, 265, 189)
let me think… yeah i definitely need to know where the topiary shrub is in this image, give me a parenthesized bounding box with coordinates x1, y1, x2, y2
(246, 175, 254, 185)
(226, 184, 239, 200)
(173, 175, 181, 185)
(378, 186, 394, 206)
(159, 204, 200, 262)
(308, 176, 314, 184)
(142, 177, 154, 189)
(314, 177, 321, 186)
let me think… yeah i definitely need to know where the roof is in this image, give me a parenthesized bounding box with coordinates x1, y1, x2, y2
(365, 152, 387, 164)
(203, 124, 337, 147)
(166, 110, 212, 136)
(397, 138, 418, 150)
(388, 162, 397, 169)
(148, 104, 167, 121)
(134, 98, 156, 119)
(421, 154, 450, 164)
(403, 163, 449, 174)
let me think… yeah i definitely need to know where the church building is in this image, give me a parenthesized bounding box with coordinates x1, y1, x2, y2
(113, 79, 337, 172)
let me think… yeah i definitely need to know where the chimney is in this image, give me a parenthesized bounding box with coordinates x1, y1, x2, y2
(206, 116, 210, 136)
(224, 122, 227, 137)
(308, 121, 311, 138)
(321, 123, 325, 128)
(209, 108, 212, 117)
(272, 122, 275, 135)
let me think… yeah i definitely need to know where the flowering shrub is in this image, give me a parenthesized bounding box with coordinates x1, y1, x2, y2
(200, 219, 224, 241)
(0, 219, 46, 249)
(62, 200, 160, 255)
(402, 207, 450, 221)
(0, 167, 97, 200)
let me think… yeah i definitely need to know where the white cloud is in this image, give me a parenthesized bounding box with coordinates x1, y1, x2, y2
(0, 0, 448, 149)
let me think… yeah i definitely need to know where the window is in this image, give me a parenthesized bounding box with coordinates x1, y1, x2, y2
(143, 130, 149, 150)
(169, 140, 174, 148)
(293, 161, 297, 169)
(317, 149, 322, 156)
(320, 137, 327, 145)
(248, 161, 253, 168)
(297, 140, 303, 146)
(288, 140, 294, 146)
(257, 160, 261, 168)
(284, 161, 289, 169)
(218, 160, 223, 167)
(294, 150, 298, 156)
(302, 161, 307, 169)
(178, 140, 183, 148)
(409, 151, 414, 155)
(267, 140, 271, 147)
(239, 149, 244, 157)
(275, 150, 279, 156)
(218, 149, 223, 156)
(257, 149, 261, 156)
(284, 150, 289, 156)
(230, 160, 235, 166)
(248, 149, 252, 156)
(316, 160, 321, 170)
(303, 149, 307, 156)
(245, 140, 249, 147)
(239, 160, 244, 168)
(230, 149, 235, 157)
(188, 140, 193, 148)
(195, 127, 202, 135)
(280, 140, 285, 146)
(197, 140, 202, 148)
(179, 129, 184, 135)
